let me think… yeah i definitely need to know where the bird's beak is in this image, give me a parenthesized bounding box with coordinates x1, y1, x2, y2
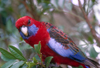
(20, 26, 28, 36)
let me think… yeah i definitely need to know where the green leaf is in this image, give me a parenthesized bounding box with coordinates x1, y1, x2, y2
(37, 0, 42, 3)
(26, 62, 36, 68)
(34, 42, 41, 54)
(6, 19, 13, 33)
(78, 65, 83, 68)
(20, 37, 24, 41)
(1, 54, 11, 61)
(1, 60, 16, 68)
(11, 61, 25, 68)
(33, 57, 37, 64)
(92, 0, 95, 3)
(44, 0, 50, 4)
(8, 45, 26, 61)
(87, 35, 94, 44)
(31, 65, 37, 68)
(0, 48, 16, 61)
(21, 64, 28, 68)
(19, 44, 33, 51)
(45, 56, 53, 67)
(34, 55, 41, 61)
(89, 46, 98, 59)
(37, 0, 50, 4)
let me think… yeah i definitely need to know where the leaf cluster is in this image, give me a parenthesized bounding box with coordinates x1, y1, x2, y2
(0, 42, 53, 68)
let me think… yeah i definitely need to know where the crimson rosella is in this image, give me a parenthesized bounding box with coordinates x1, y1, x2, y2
(15, 16, 99, 68)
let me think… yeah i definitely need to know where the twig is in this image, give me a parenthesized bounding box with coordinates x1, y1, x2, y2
(83, 0, 86, 11)
(28, 0, 40, 20)
(87, 0, 90, 14)
(78, 0, 100, 47)
(39, 53, 45, 67)
(29, 0, 34, 12)
(20, 0, 35, 19)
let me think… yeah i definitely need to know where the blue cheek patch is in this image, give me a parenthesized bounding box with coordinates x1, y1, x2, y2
(28, 24, 38, 36)
(20, 24, 38, 39)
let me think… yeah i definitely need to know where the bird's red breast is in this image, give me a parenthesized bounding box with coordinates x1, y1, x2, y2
(15, 16, 99, 68)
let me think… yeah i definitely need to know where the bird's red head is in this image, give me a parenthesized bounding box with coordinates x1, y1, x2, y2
(15, 16, 38, 30)
(15, 16, 50, 45)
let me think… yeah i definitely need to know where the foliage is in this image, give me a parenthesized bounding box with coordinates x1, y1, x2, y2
(0, 43, 53, 68)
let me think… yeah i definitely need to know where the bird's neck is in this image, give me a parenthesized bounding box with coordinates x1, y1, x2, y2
(25, 25, 50, 47)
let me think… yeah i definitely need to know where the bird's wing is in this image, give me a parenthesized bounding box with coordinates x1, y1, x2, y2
(41, 22, 87, 62)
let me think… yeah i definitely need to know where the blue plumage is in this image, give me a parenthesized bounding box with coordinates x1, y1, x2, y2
(47, 37, 86, 62)
(28, 24, 38, 36)
(20, 24, 38, 39)
(47, 38, 73, 57)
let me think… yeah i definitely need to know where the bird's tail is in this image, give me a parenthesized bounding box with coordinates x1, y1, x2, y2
(83, 58, 100, 68)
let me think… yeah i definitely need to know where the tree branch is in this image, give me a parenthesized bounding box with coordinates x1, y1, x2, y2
(78, 0, 100, 47)
(29, 0, 40, 20)
(21, 0, 34, 17)
(19, 0, 40, 20)
(83, 0, 86, 11)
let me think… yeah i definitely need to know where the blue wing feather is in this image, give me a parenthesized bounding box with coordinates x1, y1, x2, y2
(41, 22, 99, 68)
(47, 37, 86, 62)
(41, 22, 87, 62)
(47, 38, 73, 57)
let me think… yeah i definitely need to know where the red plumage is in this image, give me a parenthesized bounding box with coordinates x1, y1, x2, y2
(15, 16, 99, 68)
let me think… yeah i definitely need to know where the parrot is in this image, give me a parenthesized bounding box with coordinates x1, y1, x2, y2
(15, 16, 99, 68)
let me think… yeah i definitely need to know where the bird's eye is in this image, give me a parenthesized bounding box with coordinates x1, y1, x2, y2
(28, 19, 31, 25)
